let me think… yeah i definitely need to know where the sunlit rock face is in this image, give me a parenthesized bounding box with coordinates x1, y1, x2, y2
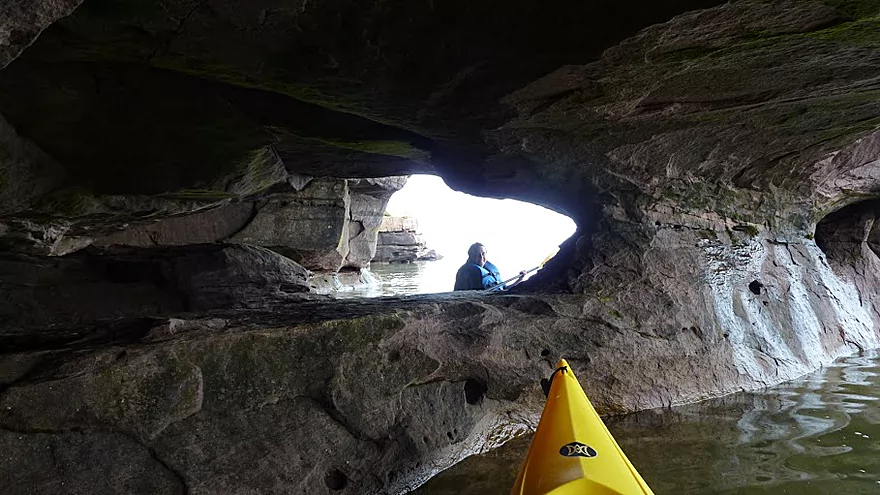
(374, 216, 442, 263)
(1, 0, 880, 494)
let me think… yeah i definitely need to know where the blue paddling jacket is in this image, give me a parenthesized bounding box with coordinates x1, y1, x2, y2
(454, 261, 503, 291)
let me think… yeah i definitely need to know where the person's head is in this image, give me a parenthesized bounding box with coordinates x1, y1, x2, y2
(467, 242, 487, 267)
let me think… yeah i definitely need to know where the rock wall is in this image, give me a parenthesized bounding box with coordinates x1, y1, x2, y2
(0, 0, 81, 69)
(346, 178, 411, 268)
(308, 268, 377, 295)
(0, 244, 311, 332)
(4, 221, 880, 494)
(374, 216, 442, 263)
(82, 176, 408, 274)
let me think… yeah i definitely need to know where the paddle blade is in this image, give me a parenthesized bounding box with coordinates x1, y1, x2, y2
(538, 248, 560, 269)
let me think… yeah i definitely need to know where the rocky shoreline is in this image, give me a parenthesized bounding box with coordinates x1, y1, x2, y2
(373, 216, 443, 264)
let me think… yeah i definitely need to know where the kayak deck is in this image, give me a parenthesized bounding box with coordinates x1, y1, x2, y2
(510, 359, 655, 495)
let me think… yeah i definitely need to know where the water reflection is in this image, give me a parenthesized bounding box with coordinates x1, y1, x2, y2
(331, 259, 464, 298)
(413, 352, 880, 494)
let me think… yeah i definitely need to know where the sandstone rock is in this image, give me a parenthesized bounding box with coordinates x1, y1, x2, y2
(375, 216, 443, 262)
(419, 249, 442, 261)
(0, 430, 184, 495)
(220, 176, 408, 271)
(0, 189, 254, 257)
(0, 113, 65, 215)
(381, 216, 420, 233)
(343, 177, 408, 268)
(1, 0, 880, 494)
(0, 244, 311, 331)
(93, 202, 256, 248)
(0, 219, 90, 256)
(379, 231, 423, 246)
(0, 349, 203, 441)
(373, 244, 427, 263)
(0, 0, 81, 69)
(2, 235, 879, 495)
(0, 250, 185, 330)
(99, 244, 312, 311)
(216, 145, 292, 198)
(495, 0, 880, 219)
(231, 179, 351, 271)
(309, 268, 376, 294)
(356, 176, 409, 192)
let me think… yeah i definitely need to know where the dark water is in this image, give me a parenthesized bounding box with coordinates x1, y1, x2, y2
(414, 352, 880, 494)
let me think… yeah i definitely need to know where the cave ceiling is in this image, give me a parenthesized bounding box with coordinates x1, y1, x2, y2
(0, 0, 878, 229)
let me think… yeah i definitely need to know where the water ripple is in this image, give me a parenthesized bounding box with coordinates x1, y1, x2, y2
(414, 351, 880, 495)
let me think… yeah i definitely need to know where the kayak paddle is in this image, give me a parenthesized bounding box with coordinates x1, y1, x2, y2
(486, 248, 559, 292)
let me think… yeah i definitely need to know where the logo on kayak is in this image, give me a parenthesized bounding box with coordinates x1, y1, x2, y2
(559, 442, 597, 458)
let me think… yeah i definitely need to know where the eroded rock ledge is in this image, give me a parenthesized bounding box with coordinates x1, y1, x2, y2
(3, 217, 880, 494)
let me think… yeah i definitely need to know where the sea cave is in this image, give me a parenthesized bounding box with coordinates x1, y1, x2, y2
(2, 0, 880, 493)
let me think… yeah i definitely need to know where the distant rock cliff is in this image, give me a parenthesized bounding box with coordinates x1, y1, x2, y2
(374, 216, 442, 263)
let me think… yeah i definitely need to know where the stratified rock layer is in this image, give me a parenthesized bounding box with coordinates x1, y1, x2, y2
(85, 176, 407, 273)
(374, 216, 442, 263)
(0, 243, 311, 331)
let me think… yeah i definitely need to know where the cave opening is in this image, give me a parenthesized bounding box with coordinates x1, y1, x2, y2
(327, 174, 577, 298)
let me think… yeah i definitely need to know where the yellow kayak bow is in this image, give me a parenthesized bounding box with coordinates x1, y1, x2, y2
(510, 359, 655, 495)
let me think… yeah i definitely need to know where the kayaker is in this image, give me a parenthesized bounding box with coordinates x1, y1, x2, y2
(453, 242, 525, 291)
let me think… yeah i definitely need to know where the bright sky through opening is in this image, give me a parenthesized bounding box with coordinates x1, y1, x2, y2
(384, 175, 577, 292)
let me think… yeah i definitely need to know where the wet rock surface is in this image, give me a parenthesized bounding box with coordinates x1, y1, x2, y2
(3, 222, 880, 494)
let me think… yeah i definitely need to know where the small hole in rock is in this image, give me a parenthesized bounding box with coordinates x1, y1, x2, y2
(748, 280, 763, 295)
(324, 469, 347, 491)
(464, 378, 488, 405)
(540, 349, 551, 357)
(447, 431, 454, 440)
(423, 436, 430, 446)
(762, 301, 769, 306)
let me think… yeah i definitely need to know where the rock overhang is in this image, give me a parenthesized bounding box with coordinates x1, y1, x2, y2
(0, 0, 756, 214)
(1, 1, 878, 239)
